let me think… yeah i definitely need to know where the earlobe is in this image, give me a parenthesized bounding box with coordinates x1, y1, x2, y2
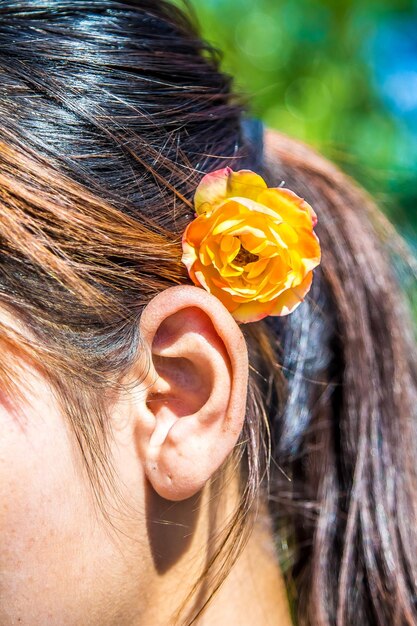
(134, 286, 248, 501)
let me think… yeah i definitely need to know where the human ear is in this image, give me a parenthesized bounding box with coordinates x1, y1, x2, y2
(134, 285, 248, 501)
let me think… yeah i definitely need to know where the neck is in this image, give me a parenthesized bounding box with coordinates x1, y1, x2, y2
(145, 471, 293, 626)
(197, 504, 294, 626)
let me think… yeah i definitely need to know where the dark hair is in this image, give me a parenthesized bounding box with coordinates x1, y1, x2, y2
(0, 1, 416, 624)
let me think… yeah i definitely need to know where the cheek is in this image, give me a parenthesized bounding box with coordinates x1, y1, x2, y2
(0, 378, 134, 625)
(0, 381, 94, 623)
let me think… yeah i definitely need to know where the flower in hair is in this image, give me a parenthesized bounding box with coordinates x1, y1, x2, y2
(181, 167, 321, 323)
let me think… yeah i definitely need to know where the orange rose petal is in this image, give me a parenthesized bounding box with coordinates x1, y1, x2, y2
(227, 170, 268, 201)
(267, 257, 287, 283)
(222, 283, 258, 296)
(298, 230, 322, 271)
(231, 224, 268, 240)
(220, 234, 238, 253)
(256, 242, 281, 258)
(195, 168, 269, 216)
(232, 299, 276, 324)
(185, 214, 219, 245)
(181, 237, 198, 271)
(268, 226, 289, 249)
(194, 268, 240, 312)
(258, 189, 316, 229)
(275, 222, 299, 246)
(272, 187, 316, 218)
(257, 281, 289, 303)
(194, 167, 232, 215)
(227, 197, 285, 223)
(269, 271, 313, 316)
(197, 242, 213, 266)
(212, 285, 250, 304)
(302, 256, 321, 273)
(226, 239, 242, 262)
(212, 218, 246, 236)
(219, 239, 241, 270)
(207, 245, 242, 276)
(245, 257, 270, 280)
(255, 266, 283, 294)
(240, 234, 275, 256)
(220, 264, 244, 278)
(256, 266, 298, 302)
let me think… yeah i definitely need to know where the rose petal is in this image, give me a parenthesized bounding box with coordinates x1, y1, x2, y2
(297, 229, 322, 271)
(232, 299, 276, 323)
(194, 167, 232, 215)
(193, 266, 240, 312)
(269, 271, 313, 316)
(257, 188, 317, 229)
(194, 168, 269, 215)
(226, 197, 285, 223)
(220, 234, 238, 253)
(181, 236, 198, 271)
(212, 218, 247, 236)
(245, 257, 270, 280)
(227, 170, 268, 201)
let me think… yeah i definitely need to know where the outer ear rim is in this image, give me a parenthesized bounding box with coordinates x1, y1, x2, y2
(139, 285, 249, 392)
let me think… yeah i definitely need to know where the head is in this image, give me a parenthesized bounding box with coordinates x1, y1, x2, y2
(0, 2, 417, 625)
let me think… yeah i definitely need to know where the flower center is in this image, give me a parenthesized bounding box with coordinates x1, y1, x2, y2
(233, 244, 258, 267)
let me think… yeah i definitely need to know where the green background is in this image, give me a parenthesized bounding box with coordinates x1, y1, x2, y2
(178, 0, 417, 248)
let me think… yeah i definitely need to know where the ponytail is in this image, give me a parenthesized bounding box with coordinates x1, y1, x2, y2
(243, 130, 417, 625)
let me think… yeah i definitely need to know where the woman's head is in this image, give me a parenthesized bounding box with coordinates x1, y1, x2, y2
(1, 2, 417, 625)
(0, 2, 262, 622)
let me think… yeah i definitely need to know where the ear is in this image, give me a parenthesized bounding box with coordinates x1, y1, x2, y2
(134, 285, 248, 501)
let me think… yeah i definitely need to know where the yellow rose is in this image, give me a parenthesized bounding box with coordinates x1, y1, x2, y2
(181, 167, 321, 323)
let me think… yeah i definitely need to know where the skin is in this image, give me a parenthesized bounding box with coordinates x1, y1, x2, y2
(0, 286, 293, 625)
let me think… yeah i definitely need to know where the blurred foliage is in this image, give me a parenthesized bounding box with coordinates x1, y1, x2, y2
(177, 0, 417, 243)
